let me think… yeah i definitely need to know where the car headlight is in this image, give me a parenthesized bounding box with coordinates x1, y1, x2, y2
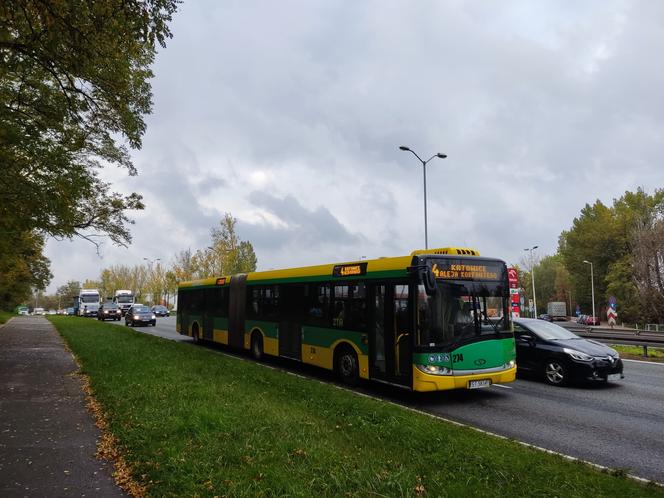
(564, 348, 593, 362)
(416, 364, 453, 376)
(133, 315, 139, 320)
(151, 314, 156, 319)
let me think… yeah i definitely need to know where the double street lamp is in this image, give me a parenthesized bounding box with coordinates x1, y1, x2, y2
(399, 146, 447, 250)
(583, 260, 596, 320)
(524, 246, 538, 317)
(143, 257, 161, 271)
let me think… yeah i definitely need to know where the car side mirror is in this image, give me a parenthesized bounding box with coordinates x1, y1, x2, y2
(518, 334, 534, 343)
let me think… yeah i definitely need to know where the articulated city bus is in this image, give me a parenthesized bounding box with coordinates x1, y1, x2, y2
(177, 247, 516, 392)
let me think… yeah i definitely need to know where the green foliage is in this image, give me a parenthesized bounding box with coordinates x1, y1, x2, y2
(559, 188, 664, 323)
(0, 230, 51, 310)
(0, 1, 178, 246)
(178, 213, 258, 280)
(56, 280, 82, 303)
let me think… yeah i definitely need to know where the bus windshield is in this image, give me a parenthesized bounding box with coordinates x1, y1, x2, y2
(417, 281, 510, 348)
(116, 295, 133, 303)
(81, 295, 99, 303)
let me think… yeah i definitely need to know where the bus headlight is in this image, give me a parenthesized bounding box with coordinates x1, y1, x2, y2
(504, 360, 516, 369)
(416, 364, 452, 376)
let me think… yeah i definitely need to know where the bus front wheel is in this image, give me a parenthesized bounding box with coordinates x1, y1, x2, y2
(335, 345, 359, 385)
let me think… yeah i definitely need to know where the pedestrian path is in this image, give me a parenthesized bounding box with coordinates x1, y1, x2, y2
(0, 316, 124, 497)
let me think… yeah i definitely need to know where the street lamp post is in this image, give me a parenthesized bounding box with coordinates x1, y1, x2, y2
(143, 257, 161, 304)
(399, 146, 447, 249)
(583, 260, 596, 320)
(524, 246, 538, 317)
(143, 257, 161, 270)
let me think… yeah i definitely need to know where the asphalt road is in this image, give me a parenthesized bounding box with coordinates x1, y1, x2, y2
(114, 316, 664, 484)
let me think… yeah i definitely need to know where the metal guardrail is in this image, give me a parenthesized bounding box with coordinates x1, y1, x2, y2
(645, 324, 664, 332)
(561, 322, 664, 357)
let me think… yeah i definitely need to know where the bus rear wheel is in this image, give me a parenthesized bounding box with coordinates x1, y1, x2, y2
(251, 332, 264, 361)
(335, 345, 359, 385)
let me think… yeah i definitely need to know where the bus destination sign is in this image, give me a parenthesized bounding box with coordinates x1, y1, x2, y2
(431, 260, 503, 281)
(332, 262, 368, 277)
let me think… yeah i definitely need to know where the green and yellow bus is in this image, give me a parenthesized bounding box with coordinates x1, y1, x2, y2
(177, 247, 516, 392)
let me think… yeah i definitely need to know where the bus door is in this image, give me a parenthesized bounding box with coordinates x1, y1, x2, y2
(202, 288, 214, 341)
(228, 274, 247, 348)
(370, 283, 412, 386)
(279, 284, 303, 360)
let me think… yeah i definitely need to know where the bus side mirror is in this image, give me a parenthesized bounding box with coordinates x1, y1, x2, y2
(422, 269, 437, 296)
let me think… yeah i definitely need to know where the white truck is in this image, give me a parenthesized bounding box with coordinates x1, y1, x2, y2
(78, 289, 101, 317)
(113, 289, 135, 316)
(547, 301, 567, 321)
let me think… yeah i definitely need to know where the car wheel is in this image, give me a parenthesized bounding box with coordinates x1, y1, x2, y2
(544, 359, 568, 386)
(151, 321, 156, 326)
(335, 345, 359, 385)
(251, 332, 264, 361)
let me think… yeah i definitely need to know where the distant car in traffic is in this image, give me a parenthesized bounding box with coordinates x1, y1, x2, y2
(586, 316, 600, 326)
(125, 305, 156, 327)
(514, 318, 623, 386)
(66, 307, 75, 315)
(98, 302, 122, 321)
(151, 305, 169, 317)
(33, 307, 45, 315)
(538, 313, 553, 322)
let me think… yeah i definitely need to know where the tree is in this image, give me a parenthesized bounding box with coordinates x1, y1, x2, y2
(0, 230, 51, 310)
(630, 194, 664, 323)
(518, 254, 571, 316)
(207, 213, 258, 275)
(56, 280, 81, 308)
(559, 188, 664, 323)
(0, 1, 179, 247)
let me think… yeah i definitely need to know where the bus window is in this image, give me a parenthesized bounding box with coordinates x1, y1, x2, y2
(332, 283, 367, 331)
(304, 283, 330, 326)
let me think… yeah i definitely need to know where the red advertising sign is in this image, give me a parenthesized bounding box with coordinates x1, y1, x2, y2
(507, 267, 520, 318)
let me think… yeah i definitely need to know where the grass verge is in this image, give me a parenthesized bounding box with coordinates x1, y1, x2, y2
(0, 311, 14, 324)
(49, 316, 663, 497)
(612, 345, 664, 363)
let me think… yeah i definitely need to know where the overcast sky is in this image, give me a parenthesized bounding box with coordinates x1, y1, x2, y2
(45, 0, 664, 292)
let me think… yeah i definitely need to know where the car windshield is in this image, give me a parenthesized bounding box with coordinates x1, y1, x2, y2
(154, 306, 166, 310)
(417, 280, 510, 348)
(518, 320, 579, 340)
(104, 303, 117, 309)
(134, 306, 150, 313)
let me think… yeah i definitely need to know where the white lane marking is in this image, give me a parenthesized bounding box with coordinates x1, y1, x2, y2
(624, 358, 664, 366)
(492, 383, 512, 389)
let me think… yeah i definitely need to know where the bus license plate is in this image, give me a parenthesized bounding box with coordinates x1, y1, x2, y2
(469, 379, 491, 389)
(608, 373, 621, 381)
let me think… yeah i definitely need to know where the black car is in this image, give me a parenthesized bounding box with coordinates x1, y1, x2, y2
(514, 318, 624, 386)
(151, 305, 169, 317)
(538, 313, 553, 322)
(98, 302, 122, 321)
(125, 305, 156, 327)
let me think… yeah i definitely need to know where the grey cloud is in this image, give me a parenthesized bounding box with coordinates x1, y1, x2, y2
(243, 191, 362, 250)
(46, 1, 664, 290)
